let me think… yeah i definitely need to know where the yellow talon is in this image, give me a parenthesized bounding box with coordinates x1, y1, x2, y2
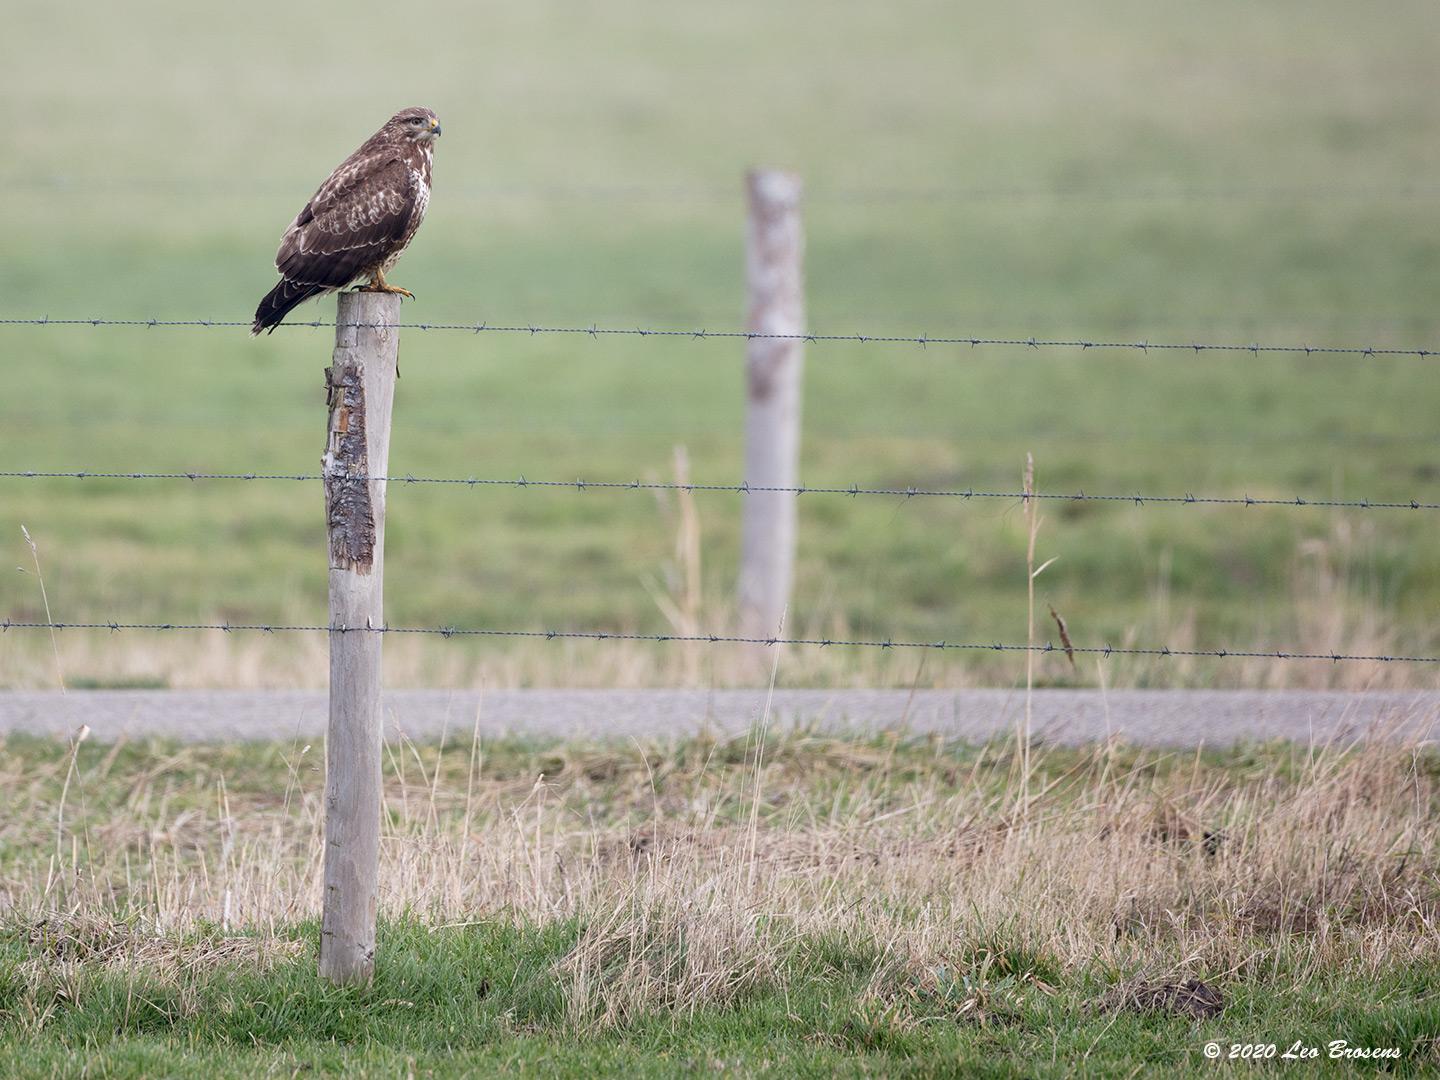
(356, 270, 415, 300)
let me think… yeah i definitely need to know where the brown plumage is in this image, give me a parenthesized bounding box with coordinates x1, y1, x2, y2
(252, 106, 441, 335)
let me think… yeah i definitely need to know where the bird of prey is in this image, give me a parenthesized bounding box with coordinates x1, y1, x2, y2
(252, 106, 441, 335)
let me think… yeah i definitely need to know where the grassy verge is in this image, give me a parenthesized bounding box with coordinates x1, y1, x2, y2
(1, 728, 1437, 1075)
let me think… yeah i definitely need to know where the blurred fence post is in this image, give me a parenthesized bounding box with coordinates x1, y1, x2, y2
(738, 169, 806, 641)
(319, 290, 399, 985)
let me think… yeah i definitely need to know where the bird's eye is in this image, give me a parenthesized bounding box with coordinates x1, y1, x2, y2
(409, 117, 424, 125)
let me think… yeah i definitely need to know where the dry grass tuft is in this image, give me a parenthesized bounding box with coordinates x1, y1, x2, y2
(19, 913, 303, 976)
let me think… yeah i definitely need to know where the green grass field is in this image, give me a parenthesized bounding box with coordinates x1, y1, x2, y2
(3, 917, 1435, 1077)
(2, 1, 1439, 688)
(2, 729, 1437, 1076)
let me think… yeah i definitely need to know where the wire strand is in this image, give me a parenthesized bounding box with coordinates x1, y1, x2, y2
(0, 619, 1431, 664)
(0, 317, 1431, 358)
(6, 176, 1440, 205)
(0, 470, 1434, 512)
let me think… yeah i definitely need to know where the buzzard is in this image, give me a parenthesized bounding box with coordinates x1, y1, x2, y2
(252, 106, 441, 335)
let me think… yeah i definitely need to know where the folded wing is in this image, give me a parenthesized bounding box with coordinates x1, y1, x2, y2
(251, 154, 418, 334)
(277, 154, 418, 290)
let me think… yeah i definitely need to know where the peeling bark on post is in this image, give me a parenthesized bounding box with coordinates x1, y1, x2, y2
(738, 170, 805, 641)
(319, 290, 399, 985)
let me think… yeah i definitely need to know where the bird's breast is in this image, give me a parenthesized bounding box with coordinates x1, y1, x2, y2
(410, 168, 430, 223)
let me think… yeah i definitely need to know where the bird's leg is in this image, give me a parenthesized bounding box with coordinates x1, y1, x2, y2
(356, 269, 415, 300)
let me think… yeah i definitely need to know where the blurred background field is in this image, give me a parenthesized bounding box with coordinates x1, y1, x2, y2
(1, 0, 1438, 689)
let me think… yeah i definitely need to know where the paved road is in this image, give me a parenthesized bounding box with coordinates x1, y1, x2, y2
(1, 689, 1436, 747)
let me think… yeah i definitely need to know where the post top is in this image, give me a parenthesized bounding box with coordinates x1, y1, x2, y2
(746, 169, 803, 208)
(335, 290, 404, 319)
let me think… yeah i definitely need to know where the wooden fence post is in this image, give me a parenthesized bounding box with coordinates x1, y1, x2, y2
(738, 169, 806, 641)
(319, 290, 399, 985)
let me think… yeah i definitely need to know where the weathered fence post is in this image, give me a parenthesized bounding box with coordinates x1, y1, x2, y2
(738, 169, 806, 641)
(319, 290, 399, 985)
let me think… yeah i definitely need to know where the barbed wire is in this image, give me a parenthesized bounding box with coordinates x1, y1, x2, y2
(0, 317, 1432, 358)
(1, 469, 1435, 512)
(810, 182, 1440, 206)
(0, 618, 1432, 664)
(6, 176, 1439, 205)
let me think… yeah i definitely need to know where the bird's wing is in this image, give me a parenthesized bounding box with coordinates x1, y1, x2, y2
(274, 153, 418, 288)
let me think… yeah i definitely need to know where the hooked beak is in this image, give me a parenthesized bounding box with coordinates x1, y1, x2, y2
(429, 118, 442, 137)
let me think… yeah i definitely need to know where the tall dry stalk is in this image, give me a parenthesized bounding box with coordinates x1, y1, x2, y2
(643, 446, 705, 684)
(54, 723, 90, 864)
(744, 609, 785, 889)
(20, 525, 65, 693)
(461, 695, 484, 858)
(674, 446, 703, 682)
(1021, 454, 1056, 806)
(1022, 456, 1037, 796)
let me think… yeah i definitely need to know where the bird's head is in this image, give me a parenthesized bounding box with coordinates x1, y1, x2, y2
(387, 106, 442, 144)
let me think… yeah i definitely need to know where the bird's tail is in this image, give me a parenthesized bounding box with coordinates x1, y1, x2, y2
(252, 279, 328, 336)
